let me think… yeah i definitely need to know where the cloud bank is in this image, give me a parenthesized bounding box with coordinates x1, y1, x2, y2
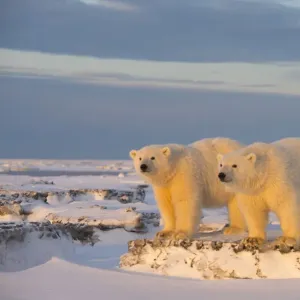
(1, 48, 300, 95)
(1, 0, 300, 62)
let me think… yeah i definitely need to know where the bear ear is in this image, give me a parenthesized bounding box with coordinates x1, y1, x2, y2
(216, 153, 223, 163)
(162, 146, 171, 157)
(129, 150, 137, 159)
(246, 153, 256, 163)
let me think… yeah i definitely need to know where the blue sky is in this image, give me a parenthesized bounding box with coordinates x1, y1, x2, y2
(1, 0, 300, 159)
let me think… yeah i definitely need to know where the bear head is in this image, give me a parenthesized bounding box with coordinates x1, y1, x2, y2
(216, 149, 265, 195)
(129, 145, 177, 185)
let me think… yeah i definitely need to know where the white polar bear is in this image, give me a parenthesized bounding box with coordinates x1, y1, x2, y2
(217, 137, 300, 247)
(129, 137, 245, 239)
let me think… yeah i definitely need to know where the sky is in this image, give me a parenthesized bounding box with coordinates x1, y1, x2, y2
(1, 0, 300, 159)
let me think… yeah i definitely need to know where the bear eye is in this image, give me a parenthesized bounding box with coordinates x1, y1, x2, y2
(151, 157, 155, 160)
(232, 164, 237, 168)
(139, 157, 142, 161)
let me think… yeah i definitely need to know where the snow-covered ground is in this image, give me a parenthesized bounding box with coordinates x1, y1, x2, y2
(0, 159, 300, 299)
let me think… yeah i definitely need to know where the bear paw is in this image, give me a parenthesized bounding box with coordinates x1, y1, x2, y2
(172, 231, 191, 241)
(237, 237, 265, 252)
(268, 236, 297, 253)
(223, 226, 245, 235)
(155, 230, 174, 240)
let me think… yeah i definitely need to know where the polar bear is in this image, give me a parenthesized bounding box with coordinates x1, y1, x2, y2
(129, 137, 246, 240)
(217, 137, 300, 247)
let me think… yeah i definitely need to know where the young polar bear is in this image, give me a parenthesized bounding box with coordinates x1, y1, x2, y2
(129, 137, 245, 240)
(217, 138, 300, 247)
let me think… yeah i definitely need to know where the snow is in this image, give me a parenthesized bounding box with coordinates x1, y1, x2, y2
(0, 159, 300, 299)
(1, 258, 300, 300)
(0, 158, 134, 173)
(0, 228, 75, 272)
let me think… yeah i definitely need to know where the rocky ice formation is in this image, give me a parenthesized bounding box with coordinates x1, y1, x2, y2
(0, 203, 24, 216)
(0, 203, 160, 233)
(22, 179, 55, 185)
(0, 221, 98, 246)
(0, 185, 147, 205)
(45, 207, 160, 233)
(0, 184, 159, 234)
(120, 238, 300, 280)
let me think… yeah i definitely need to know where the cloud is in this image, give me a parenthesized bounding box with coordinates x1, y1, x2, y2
(1, 75, 300, 159)
(77, 0, 138, 11)
(1, 48, 300, 95)
(2, 0, 300, 160)
(1, 0, 300, 62)
(240, 83, 276, 88)
(199, 0, 300, 10)
(275, 0, 300, 8)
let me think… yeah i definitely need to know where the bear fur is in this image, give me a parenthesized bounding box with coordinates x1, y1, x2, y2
(217, 137, 300, 246)
(129, 137, 245, 239)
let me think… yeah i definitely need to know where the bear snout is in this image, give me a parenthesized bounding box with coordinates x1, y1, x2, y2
(140, 164, 148, 172)
(218, 172, 226, 182)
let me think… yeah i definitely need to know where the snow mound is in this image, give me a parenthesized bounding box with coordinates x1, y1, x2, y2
(45, 206, 142, 230)
(120, 238, 300, 280)
(0, 161, 40, 172)
(45, 204, 160, 233)
(0, 221, 98, 272)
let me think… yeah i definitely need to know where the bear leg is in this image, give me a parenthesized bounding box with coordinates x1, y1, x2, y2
(239, 197, 268, 241)
(274, 194, 300, 243)
(172, 191, 201, 240)
(224, 196, 246, 235)
(153, 187, 176, 238)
